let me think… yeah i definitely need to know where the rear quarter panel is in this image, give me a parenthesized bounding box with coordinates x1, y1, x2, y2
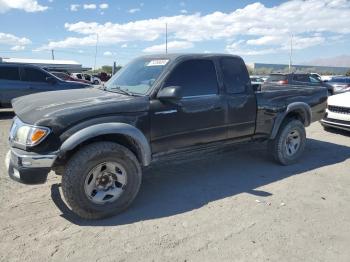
(255, 85, 328, 137)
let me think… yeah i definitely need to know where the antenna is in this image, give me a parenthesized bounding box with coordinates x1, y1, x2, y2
(165, 23, 168, 54)
(51, 49, 55, 60)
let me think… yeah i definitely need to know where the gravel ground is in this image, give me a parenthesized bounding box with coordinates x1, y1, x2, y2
(0, 108, 350, 262)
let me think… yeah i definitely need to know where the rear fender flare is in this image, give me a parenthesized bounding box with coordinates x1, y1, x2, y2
(270, 102, 311, 139)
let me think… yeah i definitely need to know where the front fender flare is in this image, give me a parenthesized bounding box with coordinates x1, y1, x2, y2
(59, 123, 151, 166)
(270, 102, 312, 139)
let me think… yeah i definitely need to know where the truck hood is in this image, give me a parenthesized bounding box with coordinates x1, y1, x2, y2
(12, 88, 149, 127)
(328, 92, 350, 107)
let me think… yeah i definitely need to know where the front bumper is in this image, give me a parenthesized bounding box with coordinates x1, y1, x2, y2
(5, 148, 58, 184)
(321, 118, 350, 132)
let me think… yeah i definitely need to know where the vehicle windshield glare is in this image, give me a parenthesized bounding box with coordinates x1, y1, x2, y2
(105, 57, 169, 95)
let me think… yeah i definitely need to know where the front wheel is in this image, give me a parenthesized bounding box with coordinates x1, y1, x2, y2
(268, 119, 306, 165)
(61, 142, 142, 219)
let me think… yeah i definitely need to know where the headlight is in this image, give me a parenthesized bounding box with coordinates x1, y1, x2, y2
(10, 117, 50, 147)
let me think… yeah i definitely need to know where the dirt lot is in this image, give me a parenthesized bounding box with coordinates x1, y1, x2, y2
(0, 108, 350, 262)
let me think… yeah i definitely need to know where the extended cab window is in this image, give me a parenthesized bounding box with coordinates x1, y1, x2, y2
(293, 75, 309, 83)
(22, 67, 48, 82)
(220, 58, 249, 94)
(0, 66, 20, 81)
(164, 59, 218, 97)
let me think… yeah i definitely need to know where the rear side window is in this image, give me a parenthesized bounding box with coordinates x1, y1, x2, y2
(0, 66, 20, 81)
(22, 67, 48, 82)
(164, 59, 218, 97)
(293, 74, 310, 82)
(267, 74, 287, 82)
(220, 57, 249, 94)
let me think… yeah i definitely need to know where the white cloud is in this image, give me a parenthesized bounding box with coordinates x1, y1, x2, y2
(227, 35, 326, 55)
(0, 32, 31, 50)
(83, 4, 96, 10)
(0, 0, 48, 13)
(128, 8, 140, 13)
(70, 4, 79, 11)
(99, 3, 108, 9)
(103, 51, 113, 56)
(121, 43, 128, 48)
(180, 9, 187, 14)
(143, 41, 193, 53)
(11, 45, 25, 51)
(40, 0, 350, 54)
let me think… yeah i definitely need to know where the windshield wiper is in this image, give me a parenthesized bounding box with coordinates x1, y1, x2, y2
(108, 86, 134, 96)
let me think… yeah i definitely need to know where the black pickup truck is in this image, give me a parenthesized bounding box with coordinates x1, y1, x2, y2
(5, 54, 328, 219)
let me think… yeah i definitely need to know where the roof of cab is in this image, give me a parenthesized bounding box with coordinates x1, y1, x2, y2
(138, 53, 242, 60)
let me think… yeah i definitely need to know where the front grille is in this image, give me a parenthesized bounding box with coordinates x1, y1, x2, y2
(328, 105, 350, 114)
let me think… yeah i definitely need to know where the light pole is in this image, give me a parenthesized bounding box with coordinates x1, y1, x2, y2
(289, 34, 293, 73)
(94, 33, 99, 71)
(165, 23, 168, 54)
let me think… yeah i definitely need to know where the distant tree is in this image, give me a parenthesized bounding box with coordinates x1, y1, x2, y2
(101, 65, 113, 74)
(88, 65, 122, 75)
(346, 70, 350, 76)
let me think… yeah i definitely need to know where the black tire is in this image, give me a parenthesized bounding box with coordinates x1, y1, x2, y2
(268, 119, 306, 165)
(61, 142, 142, 219)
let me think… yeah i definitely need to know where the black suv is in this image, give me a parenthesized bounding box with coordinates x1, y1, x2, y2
(263, 73, 334, 95)
(0, 63, 90, 107)
(6, 54, 327, 219)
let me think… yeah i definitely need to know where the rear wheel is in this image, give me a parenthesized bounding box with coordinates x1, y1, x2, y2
(269, 119, 306, 165)
(61, 142, 141, 219)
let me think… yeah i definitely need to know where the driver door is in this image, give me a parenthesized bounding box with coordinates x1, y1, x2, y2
(150, 59, 227, 154)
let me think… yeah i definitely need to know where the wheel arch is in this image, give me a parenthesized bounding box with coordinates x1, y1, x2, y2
(270, 102, 311, 139)
(58, 123, 151, 166)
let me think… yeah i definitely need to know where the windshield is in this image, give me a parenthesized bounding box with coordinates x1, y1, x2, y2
(105, 57, 169, 95)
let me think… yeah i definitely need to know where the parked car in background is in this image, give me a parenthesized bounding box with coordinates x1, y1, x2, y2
(93, 72, 111, 82)
(250, 76, 265, 91)
(0, 64, 90, 107)
(71, 73, 102, 85)
(51, 71, 90, 84)
(326, 77, 350, 94)
(263, 73, 334, 95)
(321, 92, 350, 132)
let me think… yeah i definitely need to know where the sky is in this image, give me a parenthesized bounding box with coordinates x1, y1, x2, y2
(0, 0, 350, 68)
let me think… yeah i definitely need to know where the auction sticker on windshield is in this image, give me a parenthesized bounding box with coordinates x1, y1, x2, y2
(147, 60, 169, 66)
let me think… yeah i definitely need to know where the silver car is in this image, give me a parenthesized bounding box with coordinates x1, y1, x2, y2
(327, 77, 350, 94)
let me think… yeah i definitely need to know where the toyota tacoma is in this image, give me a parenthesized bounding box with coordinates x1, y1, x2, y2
(5, 54, 328, 219)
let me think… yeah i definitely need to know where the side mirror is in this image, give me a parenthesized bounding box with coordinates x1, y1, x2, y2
(46, 76, 57, 84)
(157, 86, 182, 101)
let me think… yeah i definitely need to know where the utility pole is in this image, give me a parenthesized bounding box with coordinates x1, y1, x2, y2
(94, 33, 99, 71)
(51, 49, 55, 60)
(112, 61, 117, 75)
(165, 23, 168, 54)
(289, 34, 293, 73)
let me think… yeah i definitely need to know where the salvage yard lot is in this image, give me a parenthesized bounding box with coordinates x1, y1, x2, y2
(0, 108, 350, 262)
